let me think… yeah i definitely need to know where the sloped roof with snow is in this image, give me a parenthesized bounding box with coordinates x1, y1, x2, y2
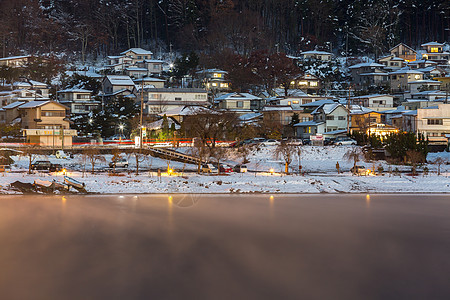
(300, 99, 335, 108)
(2, 101, 25, 109)
(389, 68, 423, 75)
(262, 106, 293, 112)
(301, 50, 332, 55)
(120, 48, 153, 55)
(58, 88, 92, 93)
(215, 93, 261, 101)
(294, 120, 325, 127)
(17, 100, 51, 109)
(105, 75, 135, 86)
(421, 42, 444, 47)
(349, 62, 385, 69)
(352, 94, 392, 100)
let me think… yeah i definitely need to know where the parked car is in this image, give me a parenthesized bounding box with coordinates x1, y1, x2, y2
(261, 139, 280, 146)
(350, 165, 370, 175)
(233, 164, 248, 173)
(109, 158, 128, 168)
(302, 138, 311, 145)
(202, 163, 217, 173)
(219, 164, 233, 173)
(31, 161, 63, 172)
(334, 137, 357, 146)
(324, 138, 335, 146)
(286, 138, 303, 146)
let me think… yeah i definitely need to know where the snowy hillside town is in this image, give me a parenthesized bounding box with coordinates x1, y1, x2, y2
(0, 0, 449, 194)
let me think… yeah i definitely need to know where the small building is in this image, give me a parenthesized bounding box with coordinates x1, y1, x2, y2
(349, 62, 387, 90)
(133, 77, 165, 89)
(311, 103, 348, 133)
(143, 88, 209, 115)
(407, 80, 441, 95)
(416, 104, 450, 144)
(214, 93, 263, 115)
(389, 43, 417, 62)
(349, 106, 383, 134)
(350, 94, 394, 112)
(389, 69, 424, 92)
(378, 55, 407, 71)
(0, 55, 31, 67)
(262, 106, 295, 126)
(17, 100, 76, 147)
(421, 42, 450, 64)
(290, 73, 321, 94)
(57, 89, 100, 115)
(195, 69, 230, 91)
(300, 51, 332, 61)
(102, 75, 137, 96)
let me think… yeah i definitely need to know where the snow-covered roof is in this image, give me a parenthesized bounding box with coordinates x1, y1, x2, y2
(28, 80, 47, 87)
(352, 94, 392, 99)
(125, 67, 148, 71)
(389, 69, 423, 75)
(0, 55, 31, 61)
(382, 106, 410, 114)
(142, 59, 163, 63)
(105, 75, 135, 86)
(134, 77, 165, 83)
(407, 80, 441, 85)
(2, 101, 25, 109)
(360, 72, 389, 76)
(350, 105, 377, 115)
(407, 60, 437, 65)
(389, 43, 416, 52)
(262, 106, 293, 112)
(412, 90, 447, 96)
(160, 106, 212, 117)
(120, 48, 153, 55)
(300, 99, 335, 108)
(215, 93, 261, 101)
(196, 69, 227, 74)
(403, 110, 417, 116)
(143, 88, 206, 93)
(301, 50, 332, 55)
(421, 42, 444, 47)
(348, 62, 385, 69)
(312, 103, 343, 115)
(145, 118, 180, 131)
(238, 112, 262, 121)
(58, 88, 92, 93)
(17, 100, 51, 109)
(294, 120, 325, 127)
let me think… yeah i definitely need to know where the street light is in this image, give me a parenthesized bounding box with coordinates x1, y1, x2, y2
(119, 124, 124, 143)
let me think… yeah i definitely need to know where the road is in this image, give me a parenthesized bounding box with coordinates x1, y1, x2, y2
(0, 194, 449, 300)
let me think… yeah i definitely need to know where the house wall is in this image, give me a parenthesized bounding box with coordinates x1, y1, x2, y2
(21, 103, 69, 130)
(390, 73, 424, 91)
(417, 104, 450, 143)
(325, 107, 348, 132)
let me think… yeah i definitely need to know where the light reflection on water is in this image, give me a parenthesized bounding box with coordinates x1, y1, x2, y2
(0, 194, 449, 300)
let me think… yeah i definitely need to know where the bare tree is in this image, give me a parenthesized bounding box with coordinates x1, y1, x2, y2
(274, 142, 299, 174)
(128, 150, 147, 175)
(432, 157, 447, 176)
(190, 141, 210, 173)
(20, 144, 42, 174)
(210, 146, 228, 174)
(111, 148, 122, 173)
(345, 147, 362, 175)
(406, 150, 425, 176)
(82, 146, 105, 174)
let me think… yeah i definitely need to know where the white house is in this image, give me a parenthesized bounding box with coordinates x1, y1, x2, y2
(143, 88, 209, 115)
(417, 103, 450, 144)
(57, 88, 100, 115)
(214, 93, 263, 114)
(389, 69, 424, 92)
(350, 94, 394, 111)
(300, 51, 332, 61)
(295, 103, 348, 138)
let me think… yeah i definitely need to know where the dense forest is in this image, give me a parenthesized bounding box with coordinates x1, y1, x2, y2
(0, 0, 449, 60)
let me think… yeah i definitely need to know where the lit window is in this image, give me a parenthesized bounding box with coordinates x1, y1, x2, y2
(430, 47, 439, 53)
(220, 83, 228, 88)
(288, 101, 291, 105)
(310, 81, 318, 87)
(298, 81, 307, 86)
(293, 101, 299, 104)
(213, 73, 222, 78)
(212, 83, 217, 87)
(414, 74, 421, 80)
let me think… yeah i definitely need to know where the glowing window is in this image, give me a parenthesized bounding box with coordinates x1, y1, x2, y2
(220, 83, 228, 88)
(310, 81, 318, 87)
(293, 101, 299, 104)
(298, 81, 307, 86)
(213, 73, 222, 78)
(430, 47, 439, 53)
(414, 75, 421, 80)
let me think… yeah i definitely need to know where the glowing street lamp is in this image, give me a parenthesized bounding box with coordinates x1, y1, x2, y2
(270, 168, 275, 175)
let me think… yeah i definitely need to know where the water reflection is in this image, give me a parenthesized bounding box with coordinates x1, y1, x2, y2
(366, 194, 371, 208)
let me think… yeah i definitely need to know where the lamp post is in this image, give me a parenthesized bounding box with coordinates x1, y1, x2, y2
(119, 124, 124, 143)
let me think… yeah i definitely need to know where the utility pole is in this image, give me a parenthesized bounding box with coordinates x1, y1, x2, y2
(140, 79, 144, 149)
(347, 85, 352, 134)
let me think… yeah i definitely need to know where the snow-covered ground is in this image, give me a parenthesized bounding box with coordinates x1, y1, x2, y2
(0, 146, 449, 194)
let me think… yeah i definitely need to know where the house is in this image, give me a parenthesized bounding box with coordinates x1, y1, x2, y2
(0, 88, 49, 108)
(12, 80, 50, 98)
(348, 62, 387, 90)
(143, 88, 209, 115)
(407, 80, 441, 95)
(389, 43, 417, 62)
(57, 89, 100, 115)
(101, 75, 137, 101)
(195, 69, 230, 91)
(120, 48, 153, 63)
(135, 59, 163, 76)
(0, 101, 25, 124)
(158, 105, 213, 123)
(17, 101, 77, 147)
(389, 69, 424, 92)
(402, 110, 418, 133)
(214, 93, 263, 115)
(378, 55, 407, 71)
(106, 55, 133, 72)
(416, 104, 450, 144)
(350, 94, 394, 111)
(133, 77, 165, 89)
(421, 42, 450, 64)
(300, 51, 332, 61)
(0, 55, 31, 67)
(261, 106, 296, 126)
(295, 103, 348, 138)
(290, 73, 321, 94)
(407, 59, 438, 70)
(125, 67, 149, 79)
(349, 106, 384, 135)
(106, 48, 162, 75)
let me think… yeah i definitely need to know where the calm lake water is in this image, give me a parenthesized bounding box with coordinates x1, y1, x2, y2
(0, 194, 449, 300)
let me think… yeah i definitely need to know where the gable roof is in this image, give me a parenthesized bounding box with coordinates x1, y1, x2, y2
(312, 103, 344, 115)
(421, 42, 444, 47)
(2, 101, 26, 109)
(389, 43, 417, 53)
(105, 75, 135, 86)
(120, 48, 153, 55)
(215, 93, 261, 101)
(348, 62, 385, 69)
(18, 100, 52, 109)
